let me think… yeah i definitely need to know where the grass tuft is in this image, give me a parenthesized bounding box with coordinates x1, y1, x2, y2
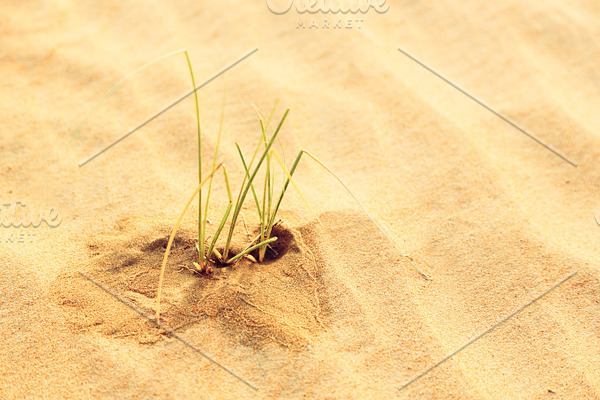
(75, 50, 432, 324)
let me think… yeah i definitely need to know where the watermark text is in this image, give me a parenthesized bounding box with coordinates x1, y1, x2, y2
(0, 201, 61, 229)
(266, 0, 389, 30)
(0, 201, 61, 244)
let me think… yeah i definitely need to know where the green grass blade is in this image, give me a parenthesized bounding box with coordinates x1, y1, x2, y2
(236, 144, 263, 223)
(222, 158, 233, 201)
(236, 139, 262, 201)
(182, 51, 204, 265)
(258, 114, 272, 230)
(269, 156, 275, 221)
(269, 149, 304, 227)
(261, 150, 270, 243)
(254, 106, 278, 244)
(206, 166, 234, 262)
(226, 236, 278, 264)
(200, 89, 227, 263)
(271, 149, 317, 219)
(234, 100, 279, 197)
(206, 202, 233, 262)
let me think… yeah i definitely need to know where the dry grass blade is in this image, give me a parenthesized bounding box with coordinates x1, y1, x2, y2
(291, 150, 432, 279)
(156, 162, 224, 323)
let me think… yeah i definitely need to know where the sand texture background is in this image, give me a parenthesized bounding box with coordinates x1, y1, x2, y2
(1, 1, 600, 398)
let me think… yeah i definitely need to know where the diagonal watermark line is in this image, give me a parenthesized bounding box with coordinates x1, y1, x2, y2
(78, 272, 258, 391)
(398, 271, 577, 393)
(397, 47, 577, 167)
(79, 48, 259, 168)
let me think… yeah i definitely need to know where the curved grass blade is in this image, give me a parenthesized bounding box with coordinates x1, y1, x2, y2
(156, 162, 223, 323)
(275, 150, 432, 280)
(72, 49, 188, 139)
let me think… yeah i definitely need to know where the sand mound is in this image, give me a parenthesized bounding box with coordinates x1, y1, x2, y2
(53, 216, 330, 349)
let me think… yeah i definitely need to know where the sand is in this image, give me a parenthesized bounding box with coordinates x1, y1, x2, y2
(1, 1, 600, 398)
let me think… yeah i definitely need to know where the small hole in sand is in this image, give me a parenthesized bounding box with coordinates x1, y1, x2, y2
(250, 223, 295, 263)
